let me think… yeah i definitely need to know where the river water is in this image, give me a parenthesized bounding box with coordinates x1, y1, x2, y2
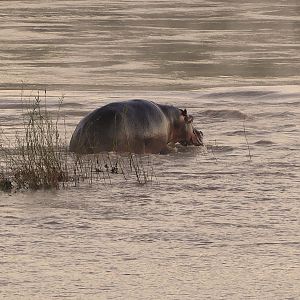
(0, 1, 299, 299)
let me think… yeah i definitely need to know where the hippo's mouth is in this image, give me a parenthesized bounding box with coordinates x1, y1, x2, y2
(179, 137, 202, 147)
(193, 129, 204, 146)
(179, 129, 204, 147)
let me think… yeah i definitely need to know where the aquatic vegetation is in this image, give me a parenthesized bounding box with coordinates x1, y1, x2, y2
(0, 91, 69, 190)
(71, 152, 154, 186)
(0, 173, 12, 192)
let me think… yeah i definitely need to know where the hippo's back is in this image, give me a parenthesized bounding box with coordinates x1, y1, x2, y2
(69, 99, 169, 154)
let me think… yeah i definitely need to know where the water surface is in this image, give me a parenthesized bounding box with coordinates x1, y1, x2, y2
(0, 1, 299, 299)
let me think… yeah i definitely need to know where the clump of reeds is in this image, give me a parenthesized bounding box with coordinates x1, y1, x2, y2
(0, 91, 69, 190)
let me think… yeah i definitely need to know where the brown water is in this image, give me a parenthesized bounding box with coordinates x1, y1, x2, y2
(1, 1, 300, 299)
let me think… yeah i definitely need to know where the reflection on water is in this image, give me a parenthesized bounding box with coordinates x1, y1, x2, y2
(0, 0, 300, 299)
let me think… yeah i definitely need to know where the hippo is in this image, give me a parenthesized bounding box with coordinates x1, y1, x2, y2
(69, 99, 203, 154)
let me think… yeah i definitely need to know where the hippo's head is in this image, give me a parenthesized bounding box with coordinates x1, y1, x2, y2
(178, 109, 204, 147)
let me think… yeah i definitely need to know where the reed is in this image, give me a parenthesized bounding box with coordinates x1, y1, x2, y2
(0, 91, 69, 190)
(243, 117, 252, 161)
(70, 152, 154, 186)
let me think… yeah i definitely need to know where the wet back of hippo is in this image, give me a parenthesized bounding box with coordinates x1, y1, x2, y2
(69, 100, 170, 154)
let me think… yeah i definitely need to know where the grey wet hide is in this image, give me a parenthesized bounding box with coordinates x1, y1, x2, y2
(69, 99, 203, 154)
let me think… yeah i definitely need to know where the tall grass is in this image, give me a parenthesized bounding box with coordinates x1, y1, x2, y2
(1, 91, 68, 190)
(0, 90, 154, 191)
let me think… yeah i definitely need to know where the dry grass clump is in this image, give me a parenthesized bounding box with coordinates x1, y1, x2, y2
(0, 91, 69, 190)
(0, 91, 154, 192)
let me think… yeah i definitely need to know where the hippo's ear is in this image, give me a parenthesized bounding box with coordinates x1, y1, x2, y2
(180, 109, 187, 117)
